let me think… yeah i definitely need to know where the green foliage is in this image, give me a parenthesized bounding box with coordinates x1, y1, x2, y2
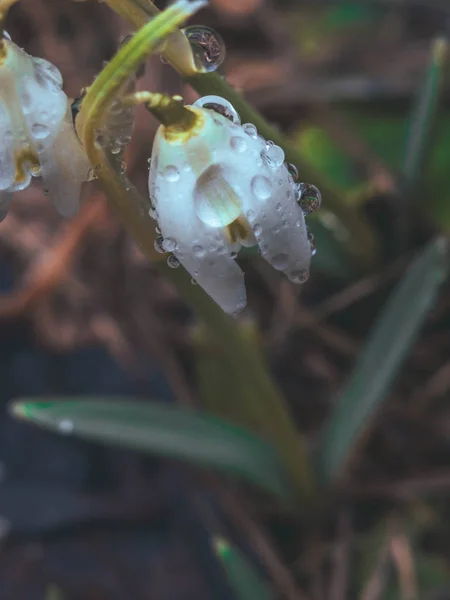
(316, 237, 449, 484)
(402, 38, 447, 197)
(11, 398, 292, 502)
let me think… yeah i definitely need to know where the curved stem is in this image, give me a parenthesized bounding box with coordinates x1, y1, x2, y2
(101, 0, 199, 75)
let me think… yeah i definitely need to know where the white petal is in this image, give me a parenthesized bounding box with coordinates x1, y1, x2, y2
(240, 166, 312, 283)
(19, 66, 67, 144)
(39, 108, 90, 217)
(150, 131, 246, 315)
(185, 110, 311, 282)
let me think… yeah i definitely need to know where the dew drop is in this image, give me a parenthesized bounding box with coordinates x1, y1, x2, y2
(190, 278, 198, 285)
(31, 123, 51, 139)
(163, 165, 180, 182)
(193, 244, 205, 258)
(297, 182, 322, 214)
(251, 175, 272, 200)
(287, 163, 299, 181)
(183, 26, 226, 72)
(167, 255, 180, 269)
(243, 123, 257, 138)
(271, 253, 289, 270)
(230, 136, 246, 153)
(162, 237, 177, 252)
(149, 207, 158, 220)
(246, 209, 255, 222)
(252, 223, 262, 236)
(261, 143, 285, 168)
(276, 202, 282, 212)
(194, 95, 240, 124)
(194, 164, 241, 227)
(154, 236, 165, 253)
(231, 251, 238, 259)
(288, 269, 309, 284)
(308, 231, 317, 256)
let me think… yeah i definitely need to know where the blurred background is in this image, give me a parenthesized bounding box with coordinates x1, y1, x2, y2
(2, 0, 450, 598)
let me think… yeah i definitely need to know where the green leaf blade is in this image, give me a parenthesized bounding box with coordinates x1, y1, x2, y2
(402, 37, 448, 194)
(11, 398, 292, 502)
(316, 237, 449, 484)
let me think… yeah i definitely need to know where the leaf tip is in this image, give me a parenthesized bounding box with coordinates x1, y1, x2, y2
(214, 536, 232, 559)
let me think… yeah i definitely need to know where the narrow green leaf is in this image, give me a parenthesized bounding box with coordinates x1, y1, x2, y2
(316, 237, 449, 483)
(192, 318, 315, 503)
(402, 37, 448, 194)
(215, 537, 275, 600)
(10, 398, 291, 502)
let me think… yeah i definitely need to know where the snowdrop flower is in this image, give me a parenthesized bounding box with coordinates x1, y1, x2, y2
(0, 33, 90, 220)
(148, 95, 320, 315)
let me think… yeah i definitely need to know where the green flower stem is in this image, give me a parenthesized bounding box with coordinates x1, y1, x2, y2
(82, 1, 316, 502)
(170, 267, 315, 502)
(102, 0, 379, 270)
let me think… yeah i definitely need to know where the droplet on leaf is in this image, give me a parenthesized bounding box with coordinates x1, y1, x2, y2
(183, 26, 226, 72)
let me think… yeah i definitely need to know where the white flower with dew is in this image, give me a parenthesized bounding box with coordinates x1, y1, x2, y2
(148, 95, 320, 315)
(0, 33, 90, 220)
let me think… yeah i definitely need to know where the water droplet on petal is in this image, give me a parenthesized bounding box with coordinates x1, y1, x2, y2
(193, 244, 205, 258)
(287, 163, 299, 181)
(194, 95, 240, 124)
(276, 202, 282, 212)
(230, 136, 246, 153)
(288, 269, 309, 284)
(297, 182, 322, 213)
(149, 207, 158, 219)
(154, 236, 165, 253)
(231, 251, 238, 259)
(183, 26, 226, 72)
(162, 237, 177, 252)
(261, 143, 285, 168)
(271, 253, 289, 270)
(308, 231, 317, 256)
(167, 255, 180, 269)
(163, 165, 180, 182)
(246, 209, 255, 222)
(194, 164, 242, 227)
(31, 123, 51, 139)
(252, 223, 262, 236)
(243, 123, 257, 138)
(251, 175, 272, 200)
(190, 278, 198, 285)
(32, 57, 64, 91)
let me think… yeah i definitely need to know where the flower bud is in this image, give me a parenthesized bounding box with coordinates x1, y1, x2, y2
(0, 35, 90, 219)
(149, 96, 316, 315)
